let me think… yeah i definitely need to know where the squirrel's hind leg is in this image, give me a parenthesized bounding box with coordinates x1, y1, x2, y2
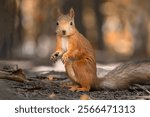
(72, 59, 97, 91)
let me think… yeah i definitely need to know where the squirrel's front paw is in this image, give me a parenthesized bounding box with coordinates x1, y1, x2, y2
(61, 54, 70, 64)
(50, 52, 59, 63)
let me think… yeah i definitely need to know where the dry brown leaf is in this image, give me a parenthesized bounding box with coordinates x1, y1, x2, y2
(48, 92, 57, 99)
(80, 94, 91, 100)
(47, 75, 54, 80)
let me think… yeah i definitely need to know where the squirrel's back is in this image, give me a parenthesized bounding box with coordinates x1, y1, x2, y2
(98, 60, 150, 89)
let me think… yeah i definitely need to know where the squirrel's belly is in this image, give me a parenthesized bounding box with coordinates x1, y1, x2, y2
(65, 63, 77, 82)
(61, 37, 68, 52)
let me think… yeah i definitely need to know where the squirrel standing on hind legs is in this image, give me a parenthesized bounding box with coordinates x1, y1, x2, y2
(50, 8, 150, 92)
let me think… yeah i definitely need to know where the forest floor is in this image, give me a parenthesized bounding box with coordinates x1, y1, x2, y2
(0, 60, 150, 100)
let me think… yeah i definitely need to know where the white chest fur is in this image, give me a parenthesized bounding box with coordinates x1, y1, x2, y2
(61, 37, 68, 52)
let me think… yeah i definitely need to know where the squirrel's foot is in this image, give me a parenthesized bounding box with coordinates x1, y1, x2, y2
(68, 85, 90, 92)
(75, 87, 90, 92)
(50, 52, 59, 63)
(68, 85, 80, 92)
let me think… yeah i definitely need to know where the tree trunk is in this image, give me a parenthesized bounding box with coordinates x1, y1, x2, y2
(0, 0, 17, 58)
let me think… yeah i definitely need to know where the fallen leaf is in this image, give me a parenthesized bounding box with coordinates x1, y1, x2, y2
(47, 75, 54, 80)
(80, 94, 91, 100)
(48, 92, 57, 99)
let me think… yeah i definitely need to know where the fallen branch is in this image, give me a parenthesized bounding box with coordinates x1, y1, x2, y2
(135, 96, 150, 100)
(0, 69, 28, 83)
(0, 74, 28, 82)
(134, 84, 150, 95)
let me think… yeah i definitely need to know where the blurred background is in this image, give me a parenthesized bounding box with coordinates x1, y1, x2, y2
(0, 0, 150, 65)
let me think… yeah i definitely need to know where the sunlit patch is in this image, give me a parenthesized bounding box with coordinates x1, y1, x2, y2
(31, 60, 65, 72)
(22, 39, 36, 56)
(36, 35, 51, 58)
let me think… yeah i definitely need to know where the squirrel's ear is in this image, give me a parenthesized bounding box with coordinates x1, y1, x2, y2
(69, 8, 75, 18)
(57, 8, 63, 17)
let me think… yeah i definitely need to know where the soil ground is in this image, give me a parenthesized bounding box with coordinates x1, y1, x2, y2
(0, 60, 150, 100)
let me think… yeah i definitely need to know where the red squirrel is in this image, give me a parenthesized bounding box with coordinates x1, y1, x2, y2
(50, 8, 150, 91)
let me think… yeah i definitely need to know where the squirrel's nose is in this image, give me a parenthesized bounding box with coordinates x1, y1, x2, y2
(62, 30, 66, 35)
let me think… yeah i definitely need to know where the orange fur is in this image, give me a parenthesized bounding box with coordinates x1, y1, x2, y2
(50, 8, 97, 91)
(50, 8, 150, 92)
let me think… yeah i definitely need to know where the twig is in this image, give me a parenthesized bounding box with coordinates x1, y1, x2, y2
(135, 96, 150, 100)
(0, 75, 28, 82)
(0, 70, 10, 75)
(134, 84, 150, 95)
(0, 69, 28, 83)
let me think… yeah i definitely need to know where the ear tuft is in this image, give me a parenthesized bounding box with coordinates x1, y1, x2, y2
(57, 8, 63, 17)
(69, 8, 75, 18)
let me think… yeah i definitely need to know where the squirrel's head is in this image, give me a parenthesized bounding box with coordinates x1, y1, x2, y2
(56, 8, 76, 37)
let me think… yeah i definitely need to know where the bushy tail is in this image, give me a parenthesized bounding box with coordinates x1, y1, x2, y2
(97, 60, 150, 90)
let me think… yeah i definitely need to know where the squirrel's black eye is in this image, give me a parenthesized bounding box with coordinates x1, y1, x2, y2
(56, 22, 59, 25)
(70, 22, 73, 25)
